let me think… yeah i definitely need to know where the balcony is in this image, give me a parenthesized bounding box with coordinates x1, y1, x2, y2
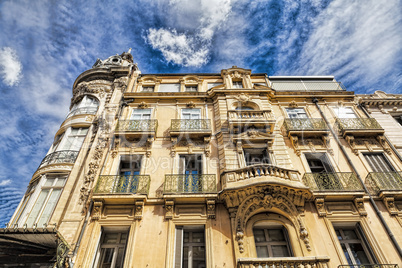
(335, 118, 384, 137)
(221, 164, 302, 189)
(365, 172, 402, 195)
(66, 107, 97, 118)
(228, 110, 276, 134)
(115, 119, 158, 139)
(163, 174, 216, 194)
(237, 256, 330, 268)
(38, 150, 79, 169)
(94, 175, 150, 195)
(283, 118, 329, 137)
(303, 172, 364, 192)
(338, 265, 399, 268)
(170, 119, 212, 137)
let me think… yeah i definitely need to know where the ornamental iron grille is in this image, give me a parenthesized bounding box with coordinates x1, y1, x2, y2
(338, 265, 399, 268)
(303, 172, 364, 191)
(56, 237, 70, 268)
(39, 150, 79, 168)
(94, 175, 150, 194)
(335, 118, 383, 131)
(170, 119, 211, 132)
(164, 174, 216, 194)
(366, 172, 402, 194)
(116, 120, 158, 132)
(283, 118, 328, 131)
(66, 107, 98, 118)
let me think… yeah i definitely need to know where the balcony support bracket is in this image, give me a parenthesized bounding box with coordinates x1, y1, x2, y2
(206, 199, 216, 219)
(383, 196, 399, 216)
(354, 197, 367, 216)
(290, 135, 301, 156)
(315, 197, 326, 217)
(91, 201, 104, 221)
(134, 201, 144, 220)
(377, 135, 392, 155)
(345, 135, 359, 155)
(165, 200, 174, 219)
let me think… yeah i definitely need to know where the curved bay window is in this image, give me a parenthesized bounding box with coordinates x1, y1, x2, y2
(253, 223, 292, 258)
(67, 95, 99, 118)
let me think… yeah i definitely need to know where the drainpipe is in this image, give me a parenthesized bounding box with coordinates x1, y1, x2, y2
(359, 104, 402, 163)
(312, 98, 402, 258)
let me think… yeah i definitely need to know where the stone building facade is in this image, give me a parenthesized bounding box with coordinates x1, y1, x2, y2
(1, 51, 401, 267)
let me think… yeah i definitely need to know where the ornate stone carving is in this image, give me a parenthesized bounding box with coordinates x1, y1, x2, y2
(165, 200, 174, 219)
(170, 137, 177, 157)
(135, 201, 144, 220)
(204, 137, 211, 157)
(207, 199, 216, 219)
(92, 51, 134, 68)
(113, 77, 128, 91)
(298, 218, 311, 251)
(315, 198, 326, 217)
(235, 93, 250, 103)
(138, 102, 148, 109)
(345, 135, 358, 155)
(377, 135, 392, 155)
(92, 201, 103, 221)
(383, 197, 399, 215)
(289, 100, 298, 108)
(186, 101, 196, 108)
(322, 136, 334, 156)
(354, 197, 367, 216)
(290, 135, 300, 156)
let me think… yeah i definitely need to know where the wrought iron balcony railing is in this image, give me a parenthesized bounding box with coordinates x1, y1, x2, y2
(338, 265, 399, 268)
(66, 107, 98, 118)
(237, 256, 330, 268)
(270, 81, 346, 91)
(94, 175, 150, 195)
(283, 118, 328, 132)
(170, 119, 211, 132)
(39, 150, 79, 169)
(115, 119, 158, 132)
(164, 174, 216, 194)
(303, 172, 364, 192)
(335, 118, 384, 135)
(365, 172, 402, 194)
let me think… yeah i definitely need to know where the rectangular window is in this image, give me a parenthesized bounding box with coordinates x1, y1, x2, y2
(179, 155, 202, 193)
(185, 85, 198, 92)
(232, 81, 243, 88)
(181, 108, 201, 120)
(175, 226, 206, 268)
(207, 83, 221, 90)
(244, 148, 270, 166)
(142, 86, 154, 92)
(120, 155, 142, 176)
(305, 153, 333, 173)
(60, 127, 88, 151)
(95, 230, 129, 268)
(364, 153, 395, 173)
(335, 225, 376, 265)
(253, 226, 292, 257)
(131, 109, 152, 120)
(25, 174, 66, 228)
(333, 107, 357, 118)
(286, 108, 308, 119)
(159, 83, 180, 92)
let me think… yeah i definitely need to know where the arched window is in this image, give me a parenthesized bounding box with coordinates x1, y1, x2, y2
(253, 222, 293, 258)
(67, 95, 99, 118)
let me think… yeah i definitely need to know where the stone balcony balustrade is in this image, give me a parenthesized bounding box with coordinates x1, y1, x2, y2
(237, 256, 330, 268)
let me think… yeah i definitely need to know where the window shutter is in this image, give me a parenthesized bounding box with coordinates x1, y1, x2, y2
(174, 227, 183, 268)
(364, 153, 395, 172)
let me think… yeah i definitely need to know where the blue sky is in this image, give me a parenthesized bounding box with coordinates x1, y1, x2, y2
(0, 0, 401, 226)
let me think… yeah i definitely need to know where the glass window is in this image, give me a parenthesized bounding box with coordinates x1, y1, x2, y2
(120, 155, 142, 176)
(185, 85, 198, 92)
(25, 175, 66, 228)
(253, 226, 292, 257)
(181, 109, 201, 120)
(179, 155, 202, 193)
(142, 86, 154, 92)
(175, 226, 206, 268)
(60, 127, 88, 151)
(305, 153, 333, 173)
(207, 83, 221, 90)
(159, 83, 180, 92)
(335, 225, 376, 265)
(131, 109, 152, 120)
(95, 230, 129, 268)
(244, 148, 270, 166)
(286, 108, 308, 119)
(364, 153, 395, 173)
(68, 96, 99, 118)
(232, 81, 243, 89)
(333, 107, 357, 118)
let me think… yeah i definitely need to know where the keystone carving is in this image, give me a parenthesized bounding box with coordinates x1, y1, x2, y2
(315, 198, 326, 217)
(135, 201, 144, 220)
(165, 200, 174, 219)
(207, 199, 216, 219)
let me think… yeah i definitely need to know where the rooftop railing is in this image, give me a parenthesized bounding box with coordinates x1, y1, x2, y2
(283, 118, 328, 132)
(270, 81, 346, 91)
(94, 175, 150, 195)
(170, 119, 211, 132)
(365, 172, 402, 194)
(303, 172, 364, 192)
(116, 119, 158, 132)
(39, 150, 79, 169)
(66, 107, 98, 118)
(163, 174, 216, 194)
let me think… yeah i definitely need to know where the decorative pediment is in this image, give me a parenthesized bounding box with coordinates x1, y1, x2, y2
(221, 66, 252, 77)
(232, 129, 274, 144)
(138, 75, 161, 84)
(180, 75, 202, 85)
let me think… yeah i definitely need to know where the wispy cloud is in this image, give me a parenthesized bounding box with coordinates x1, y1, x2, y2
(0, 180, 11, 186)
(0, 47, 22, 86)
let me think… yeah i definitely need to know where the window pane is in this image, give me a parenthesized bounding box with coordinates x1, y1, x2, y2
(271, 245, 290, 257)
(192, 232, 204, 243)
(116, 247, 126, 268)
(254, 229, 266, 242)
(37, 189, 61, 227)
(159, 83, 180, 92)
(267, 229, 285, 241)
(54, 178, 66, 187)
(256, 246, 269, 258)
(350, 243, 370, 264)
(44, 178, 55, 186)
(104, 233, 119, 244)
(343, 229, 358, 240)
(341, 244, 353, 265)
(100, 248, 114, 268)
(25, 190, 49, 227)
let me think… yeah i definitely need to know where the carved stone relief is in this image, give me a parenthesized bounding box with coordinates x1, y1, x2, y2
(165, 200, 174, 219)
(91, 201, 103, 221)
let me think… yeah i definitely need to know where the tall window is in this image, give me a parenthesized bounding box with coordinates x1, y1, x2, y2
(25, 174, 67, 228)
(52, 127, 88, 152)
(335, 225, 376, 265)
(95, 230, 129, 268)
(120, 155, 142, 176)
(232, 81, 243, 88)
(333, 107, 357, 118)
(305, 153, 333, 173)
(286, 108, 308, 119)
(12, 180, 39, 226)
(253, 225, 292, 257)
(244, 148, 270, 166)
(175, 226, 206, 268)
(179, 155, 202, 193)
(131, 109, 152, 120)
(69, 95, 99, 115)
(364, 153, 395, 173)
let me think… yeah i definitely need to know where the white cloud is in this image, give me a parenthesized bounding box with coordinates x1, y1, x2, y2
(146, 0, 232, 67)
(0, 47, 22, 86)
(0, 179, 11, 186)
